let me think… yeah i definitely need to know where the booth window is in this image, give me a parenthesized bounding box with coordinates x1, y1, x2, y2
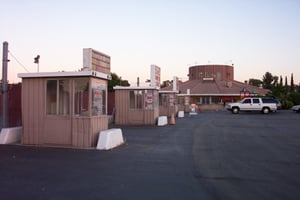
(74, 78, 89, 116)
(159, 94, 168, 107)
(46, 80, 70, 115)
(91, 79, 106, 115)
(130, 90, 143, 109)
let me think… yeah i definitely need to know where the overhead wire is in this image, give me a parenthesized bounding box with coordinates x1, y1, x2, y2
(8, 50, 30, 72)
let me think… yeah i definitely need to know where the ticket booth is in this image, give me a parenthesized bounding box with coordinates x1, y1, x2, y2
(158, 91, 179, 117)
(158, 76, 179, 116)
(114, 86, 159, 125)
(18, 71, 110, 148)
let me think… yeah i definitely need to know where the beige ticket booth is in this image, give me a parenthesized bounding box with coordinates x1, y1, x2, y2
(18, 71, 110, 148)
(158, 77, 180, 116)
(114, 86, 159, 125)
(159, 91, 179, 117)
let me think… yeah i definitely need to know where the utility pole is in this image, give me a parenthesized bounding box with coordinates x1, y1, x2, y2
(2, 41, 9, 128)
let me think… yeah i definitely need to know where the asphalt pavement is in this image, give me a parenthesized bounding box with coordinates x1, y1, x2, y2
(1, 110, 300, 200)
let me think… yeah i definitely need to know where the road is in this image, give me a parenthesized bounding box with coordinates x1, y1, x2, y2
(0, 110, 300, 199)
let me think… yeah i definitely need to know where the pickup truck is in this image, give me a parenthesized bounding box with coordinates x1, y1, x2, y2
(227, 97, 277, 114)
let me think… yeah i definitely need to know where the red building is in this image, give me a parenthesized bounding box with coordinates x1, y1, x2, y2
(188, 64, 234, 81)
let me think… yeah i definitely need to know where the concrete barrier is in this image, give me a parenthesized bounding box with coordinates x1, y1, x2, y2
(0, 126, 22, 144)
(96, 128, 124, 150)
(157, 116, 168, 126)
(178, 111, 184, 118)
(189, 111, 198, 117)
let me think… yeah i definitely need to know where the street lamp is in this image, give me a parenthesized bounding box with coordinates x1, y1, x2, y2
(34, 55, 40, 72)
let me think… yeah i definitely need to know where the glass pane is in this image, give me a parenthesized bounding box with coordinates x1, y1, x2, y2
(74, 78, 89, 116)
(159, 94, 168, 107)
(136, 90, 143, 109)
(91, 79, 106, 116)
(46, 80, 57, 114)
(130, 91, 135, 108)
(129, 90, 143, 109)
(58, 80, 70, 115)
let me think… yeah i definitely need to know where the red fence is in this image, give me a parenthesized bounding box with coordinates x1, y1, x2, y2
(108, 92, 115, 115)
(0, 83, 22, 128)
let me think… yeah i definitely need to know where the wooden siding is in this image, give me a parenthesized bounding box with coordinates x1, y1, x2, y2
(115, 90, 129, 125)
(72, 116, 108, 148)
(90, 116, 108, 146)
(159, 105, 178, 117)
(44, 116, 72, 145)
(21, 78, 44, 145)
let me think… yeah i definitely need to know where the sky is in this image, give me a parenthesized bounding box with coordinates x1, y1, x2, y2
(1, 0, 300, 85)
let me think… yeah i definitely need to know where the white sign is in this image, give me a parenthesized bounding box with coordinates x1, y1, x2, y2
(173, 76, 179, 91)
(150, 64, 161, 88)
(83, 48, 110, 74)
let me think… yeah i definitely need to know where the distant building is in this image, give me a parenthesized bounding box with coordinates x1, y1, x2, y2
(160, 64, 269, 111)
(188, 64, 234, 81)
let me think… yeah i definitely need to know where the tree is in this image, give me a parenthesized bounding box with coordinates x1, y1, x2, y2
(279, 75, 283, 86)
(161, 80, 172, 88)
(290, 73, 295, 92)
(273, 76, 279, 86)
(288, 92, 300, 105)
(262, 72, 274, 89)
(248, 78, 262, 87)
(108, 72, 130, 92)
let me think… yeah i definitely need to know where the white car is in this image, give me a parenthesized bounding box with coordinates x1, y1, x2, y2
(227, 97, 277, 114)
(291, 105, 300, 113)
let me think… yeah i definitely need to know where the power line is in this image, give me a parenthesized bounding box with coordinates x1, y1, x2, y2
(8, 50, 30, 72)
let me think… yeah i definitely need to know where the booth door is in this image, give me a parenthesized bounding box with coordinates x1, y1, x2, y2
(44, 79, 72, 146)
(44, 117, 72, 146)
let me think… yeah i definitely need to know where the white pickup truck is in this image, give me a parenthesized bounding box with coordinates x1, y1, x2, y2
(227, 97, 277, 114)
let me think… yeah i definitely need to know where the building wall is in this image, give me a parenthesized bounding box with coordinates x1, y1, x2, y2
(188, 65, 234, 81)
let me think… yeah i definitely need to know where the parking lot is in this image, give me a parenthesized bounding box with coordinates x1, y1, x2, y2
(0, 110, 300, 200)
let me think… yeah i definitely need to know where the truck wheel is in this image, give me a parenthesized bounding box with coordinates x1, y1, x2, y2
(262, 107, 270, 114)
(232, 107, 239, 114)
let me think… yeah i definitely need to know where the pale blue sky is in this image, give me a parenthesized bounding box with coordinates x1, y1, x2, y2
(1, 0, 300, 85)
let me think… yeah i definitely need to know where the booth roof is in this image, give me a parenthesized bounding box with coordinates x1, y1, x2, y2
(113, 86, 160, 90)
(18, 70, 111, 80)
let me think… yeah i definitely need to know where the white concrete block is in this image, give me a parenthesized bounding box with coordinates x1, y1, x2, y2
(189, 112, 198, 117)
(97, 128, 124, 150)
(0, 126, 22, 144)
(178, 111, 184, 118)
(157, 116, 168, 126)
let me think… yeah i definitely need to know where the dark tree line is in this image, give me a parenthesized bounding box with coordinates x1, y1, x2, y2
(249, 72, 300, 109)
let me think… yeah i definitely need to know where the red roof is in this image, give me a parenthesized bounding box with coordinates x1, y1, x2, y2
(160, 79, 269, 96)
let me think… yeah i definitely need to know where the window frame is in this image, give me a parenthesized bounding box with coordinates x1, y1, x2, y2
(46, 79, 70, 116)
